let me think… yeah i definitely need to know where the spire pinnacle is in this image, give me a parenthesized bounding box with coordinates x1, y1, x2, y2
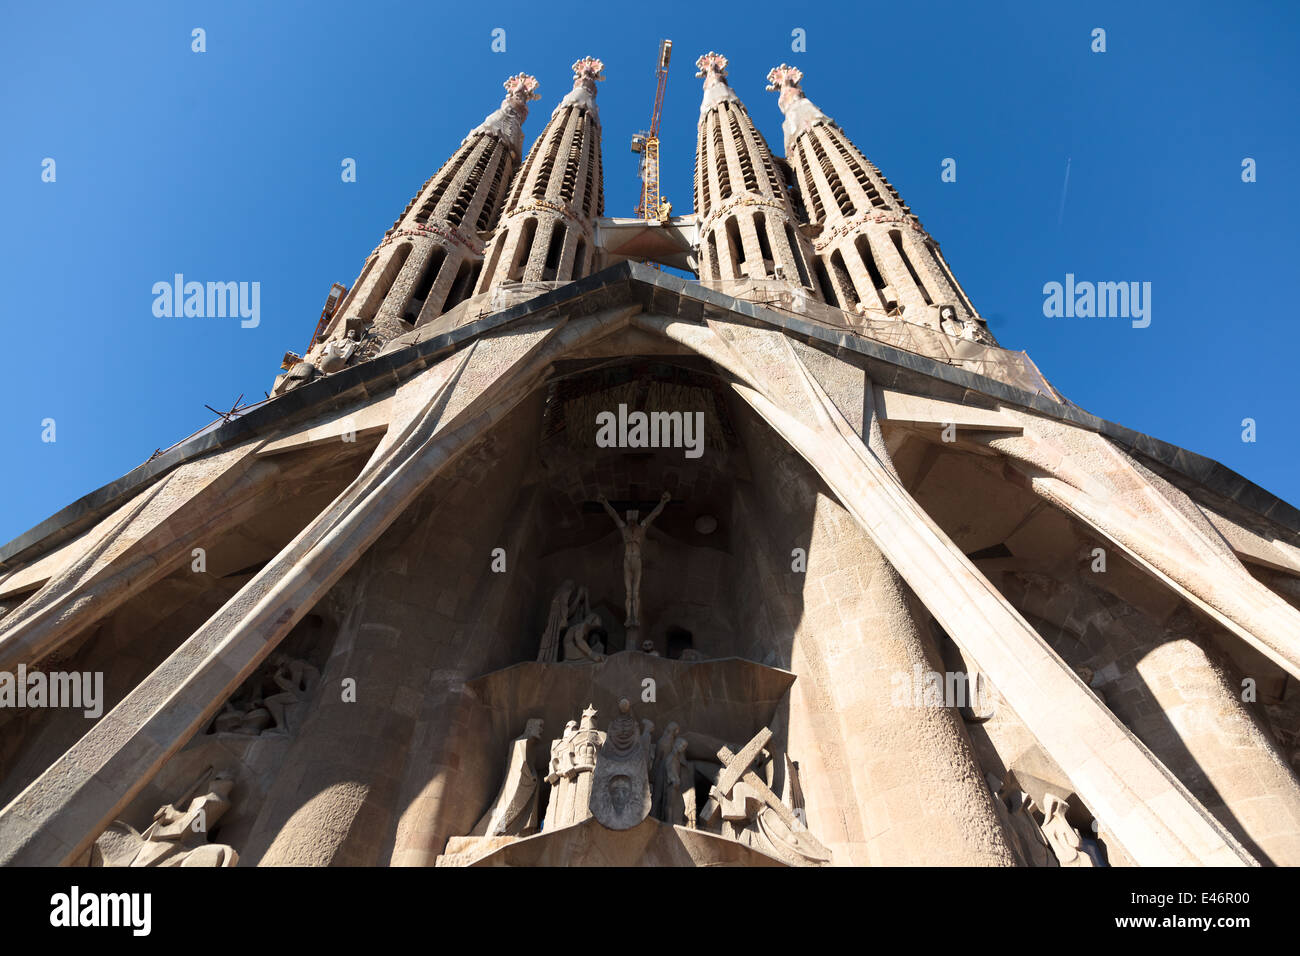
(472, 73, 541, 158)
(766, 63, 832, 151)
(695, 51, 728, 85)
(555, 56, 605, 121)
(502, 72, 541, 119)
(695, 51, 739, 119)
(571, 56, 606, 92)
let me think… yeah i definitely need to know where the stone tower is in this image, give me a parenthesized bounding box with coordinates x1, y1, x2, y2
(766, 64, 991, 343)
(692, 53, 818, 293)
(477, 57, 606, 292)
(4, 51, 1300, 872)
(298, 72, 541, 378)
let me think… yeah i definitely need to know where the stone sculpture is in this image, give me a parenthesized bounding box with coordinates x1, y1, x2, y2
(663, 738, 695, 827)
(700, 728, 831, 866)
(264, 654, 320, 734)
(281, 360, 318, 392)
(210, 655, 318, 736)
(93, 769, 239, 867)
(544, 706, 604, 830)
(1039, 793, 1097, 868)
(597, 491, 670, 627)
(316, 329, 361, 373)
(589, 698, 654, 829)
(473, 718, 544, 837)
(651, 722, 681, 818)
(538, 579, 590, 662)
(561, 611, 605, 663)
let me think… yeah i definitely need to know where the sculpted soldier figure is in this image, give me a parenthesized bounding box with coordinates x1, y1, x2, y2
(597, 491, 671, 627)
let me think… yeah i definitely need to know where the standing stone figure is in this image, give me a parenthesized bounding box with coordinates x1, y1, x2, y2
(538, 579, 590, 662)
(664, 738, 695, 827)
(597, 491, 671, 627)
(473, 718, 545, 837)
(544, 720, 579, 825)
(544, 707, 604, 830)
(651, 722, 681, 818)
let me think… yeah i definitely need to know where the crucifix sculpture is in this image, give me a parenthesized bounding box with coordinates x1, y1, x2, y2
(596, 490, 671, 628)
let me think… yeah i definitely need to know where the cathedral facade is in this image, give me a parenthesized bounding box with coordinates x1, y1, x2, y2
(2, 54, 1299, 868)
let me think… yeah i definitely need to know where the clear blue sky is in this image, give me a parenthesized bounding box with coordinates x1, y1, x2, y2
(2, 0, 1297, 547)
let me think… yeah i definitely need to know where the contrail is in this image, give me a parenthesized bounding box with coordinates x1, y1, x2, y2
(1057, 157, 1072, 227)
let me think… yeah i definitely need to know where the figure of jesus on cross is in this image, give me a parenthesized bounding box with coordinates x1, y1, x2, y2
(597, 491, 671, 628)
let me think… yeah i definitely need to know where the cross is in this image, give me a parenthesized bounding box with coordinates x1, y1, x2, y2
(581, 497, 675, 515)
(699, 727, 802, 833)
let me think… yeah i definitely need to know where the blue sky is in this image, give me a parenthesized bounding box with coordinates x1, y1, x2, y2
(1, 0, 1297, 546)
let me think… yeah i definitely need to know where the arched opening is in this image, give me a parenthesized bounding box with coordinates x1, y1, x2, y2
(784, 224, 812, 288)
(853, 235, 893, 312)
(890, 230, 932, 305)
(542, 223, 567, 281)
(814, 258, 839, 307)
(753, 212, 774, 276)
(830, 250, 859, 310)
(404, 247, 447, 323)
(478, 235, 507, 294)
(724, 217, 743, 279)
(358, 242, 412, 321)
(508, 219, 538, 281)
(444, 260, 478, 313)
(573, 237, 588, 279)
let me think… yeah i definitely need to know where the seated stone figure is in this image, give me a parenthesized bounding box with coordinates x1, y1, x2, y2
(93, 769, 240, 867)
(562, 612, 606, 663)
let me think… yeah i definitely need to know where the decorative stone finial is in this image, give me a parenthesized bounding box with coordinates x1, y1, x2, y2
(766, 63, 831, 150)
(695, 52, 728, 83)
(696, 52, 739, 120)
(555, 57, 604, 121)
(571, 56, 606, 92)
(765, 63, 804, 107)
(502, 73, 541, 122)
(504, 73, 541, 107)
(474, 73, 541, 156)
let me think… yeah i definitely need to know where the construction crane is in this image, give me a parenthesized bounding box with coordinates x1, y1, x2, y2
(630, 39, 672, 221)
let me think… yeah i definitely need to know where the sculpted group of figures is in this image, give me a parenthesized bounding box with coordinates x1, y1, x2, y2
(472, 700, 833, 866)
(208, 654, 320, 737)
(537, 490, 674, 664)
(89, 654, 322, 867)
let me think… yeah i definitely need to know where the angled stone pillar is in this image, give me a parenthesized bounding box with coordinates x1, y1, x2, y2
(0, 444, 271, 673)
(0, 322, 569, 867)
(632, 313, 1255, 866)
(980, 420, 1300, 681)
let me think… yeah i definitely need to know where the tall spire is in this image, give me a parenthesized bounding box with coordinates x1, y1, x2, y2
(690, 52, 818, 294)
(766, 64, 992, 343)
(478, 57, 606, 293)
(279, 73, 541, 392)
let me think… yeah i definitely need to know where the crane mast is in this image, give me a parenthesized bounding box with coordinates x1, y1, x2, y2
(630, 39, 672, 221)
